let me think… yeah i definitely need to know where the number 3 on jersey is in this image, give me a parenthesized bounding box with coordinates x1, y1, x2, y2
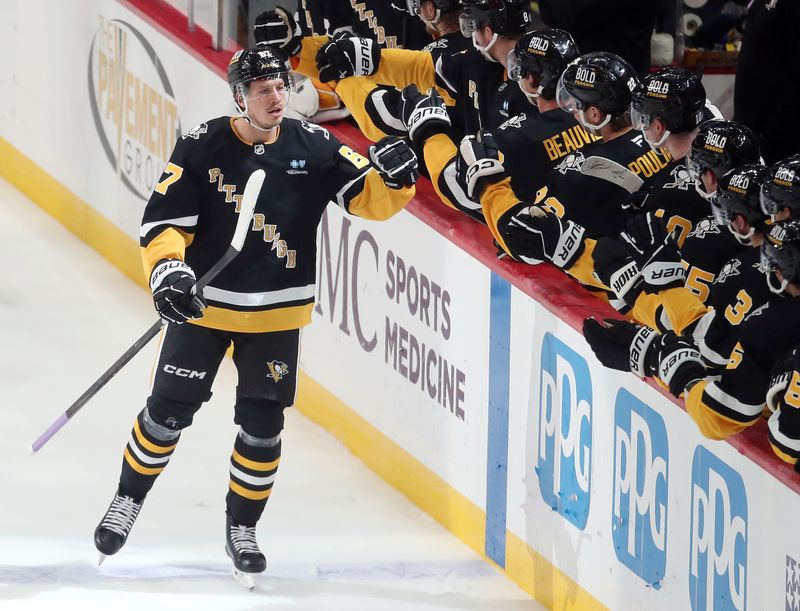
(154, 162, 184, 195)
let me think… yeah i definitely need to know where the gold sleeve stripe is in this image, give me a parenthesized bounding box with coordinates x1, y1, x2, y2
(229, 480, 273, 500)
(133, 418, 177, 454)
(292, 35, 330, 80)
(684, 381, 754, 440)
(344, 170, 414, 221)
(140, 227, 191, 279)
(335, 78, 399, 142)
(372, 48, 438, 96)
(630, 287, 709, 335)
(232, 449, 280, 472)
(124, 447, 166, 476)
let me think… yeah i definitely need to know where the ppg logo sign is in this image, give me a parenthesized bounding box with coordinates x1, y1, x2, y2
(689, 446, 748, 611)
(537, 333, 592, 529)
(612, 389, 668, 587)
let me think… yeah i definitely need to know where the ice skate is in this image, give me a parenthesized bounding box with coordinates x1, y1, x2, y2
(94, 488, 143, 564)
(225, 514, 265, 591)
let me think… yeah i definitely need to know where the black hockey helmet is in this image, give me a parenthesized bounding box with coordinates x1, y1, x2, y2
(711, 164, 769, 245)
(227, 47, 292, 109)
(687, 120, 761, 201)
(761, 219, 800, 293)
(406, 0, 460, 15)
(760, 155, 800, 222)
(507, 29, 580, 100)
(556, 52, 639, 131)
(631, 67, 706, 145)
(459, 0, 533, 37)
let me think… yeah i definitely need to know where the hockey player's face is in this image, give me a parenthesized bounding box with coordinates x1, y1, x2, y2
(244, 77, 287, 127)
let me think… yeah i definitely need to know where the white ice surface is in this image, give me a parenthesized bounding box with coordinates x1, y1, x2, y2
(0, 178, 543, 611)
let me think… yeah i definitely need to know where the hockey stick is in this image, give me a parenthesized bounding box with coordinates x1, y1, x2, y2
(580, 156, 644, 194)
(31, 169, 265, 453)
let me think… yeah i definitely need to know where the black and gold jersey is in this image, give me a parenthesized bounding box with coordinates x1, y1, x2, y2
(693, 248, 777, 368)
(140, 116, 413, 333)
(684, 296, 800, 445)
(296, 0, 431, 49)
(639, 159, 712, 248)
(493, 109, 600, 204)
(680, 217, 748, 304)
(544, 130, 672, 238)
(489, 80, 534, 131)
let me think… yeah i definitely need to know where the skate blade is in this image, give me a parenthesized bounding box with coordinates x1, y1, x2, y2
(231, 566, 256, 591)
(97, 553, 107, 567)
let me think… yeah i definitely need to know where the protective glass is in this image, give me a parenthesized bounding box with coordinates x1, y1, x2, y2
(555, 75, 583, 113)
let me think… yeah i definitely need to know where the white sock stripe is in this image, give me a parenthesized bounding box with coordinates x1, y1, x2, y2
(127, 436, 172, 465)
(229, 464, 277, 487)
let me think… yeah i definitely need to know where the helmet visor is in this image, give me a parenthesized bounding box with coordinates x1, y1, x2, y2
(555, 75, 584, 113)
(630, 106, 652, 132)
(240, 73, 292, 106)
(459, 6, 488, 37)
(760, 182, 787, 219)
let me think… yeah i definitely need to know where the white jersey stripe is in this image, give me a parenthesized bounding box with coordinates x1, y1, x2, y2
(203, 283, 316, 307)
(140, 215, 199, 238)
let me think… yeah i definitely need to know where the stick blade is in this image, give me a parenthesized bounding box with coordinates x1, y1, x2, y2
(231, 169, 265, 251)
(580, 156, 644, 194)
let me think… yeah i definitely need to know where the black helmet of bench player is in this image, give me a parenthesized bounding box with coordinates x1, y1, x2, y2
(761, 219, 800, 294)
(406, 0, 460, 25)
(711, 163, 769, 245)
(760, 155, 800, 223)
(227, 46, 292, 112)
(631, 67, 706, 148)
(687, 120, 761, 202)
(556, 52, 639, 134)
(460, 0, 533, 60)
(507, 29, 579, 102)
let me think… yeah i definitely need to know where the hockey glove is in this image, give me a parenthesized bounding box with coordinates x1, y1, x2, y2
(399, 84, 451, 146)
(591, 237, 643, 312)
(150, 259, 206, 324)
(498, 203, 585, 269)
(767, 347, 800, 413)
(369, 136, 419, 189)
(620, 211, 685, 293)
(316, 32, 380, 83)
(456, 131, 505, 200)
(583, 318, 705, 397)
(253, 6, 302, 57)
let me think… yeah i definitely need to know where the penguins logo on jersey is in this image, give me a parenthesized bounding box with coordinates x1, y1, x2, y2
(716, 259, 742, 284)
(267, 360, 290, 382)
(182, 123, 208, 140)
(555, 151, 586, 175)
(300, 121, 330, 140)
(687, 218, 722, 239)
(499, 114, 527, 130)
(663, 165, 692, 190)
(745, 302, 770, 320)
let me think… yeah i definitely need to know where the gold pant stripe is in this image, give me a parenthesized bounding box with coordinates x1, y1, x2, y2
(124, 447, 166, 476)
(232, 449, 280, 472)
(228, 479, 273, 501)
(133, 418, 177, 455)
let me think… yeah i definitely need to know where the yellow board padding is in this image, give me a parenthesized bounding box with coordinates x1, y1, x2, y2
(1, 135, 607, 610)
(294, 371, 608, 610)
(0, 137, 146, 290)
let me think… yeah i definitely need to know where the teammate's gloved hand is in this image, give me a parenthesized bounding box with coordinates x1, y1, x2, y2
(149, 259, 206, 324)
(583, 318, 705, 397)
(498, 203, 585, 269)
(456, 131, 504, 200)
(316, 32, 380, 82)
(592, 237, 643, 312)
(399, 84, 451, 146)
(369, 136, 419, 189)
(767, 348, 800, 413)
(254, 6, 302, 57)
(620, 211, 685, 293)
(622, 186, 651, 212)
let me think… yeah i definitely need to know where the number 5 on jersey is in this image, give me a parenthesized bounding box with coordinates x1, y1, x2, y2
(154, 162, 184, 195)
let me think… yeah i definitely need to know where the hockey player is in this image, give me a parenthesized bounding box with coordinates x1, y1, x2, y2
(679, 121, 763, 300)
(92, 46, 418, 588)
(254, 0, 532, 138)
(583, 218, 800, 465)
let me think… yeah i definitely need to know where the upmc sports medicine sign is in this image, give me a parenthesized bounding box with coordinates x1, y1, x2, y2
(88, 16, 181, 199)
